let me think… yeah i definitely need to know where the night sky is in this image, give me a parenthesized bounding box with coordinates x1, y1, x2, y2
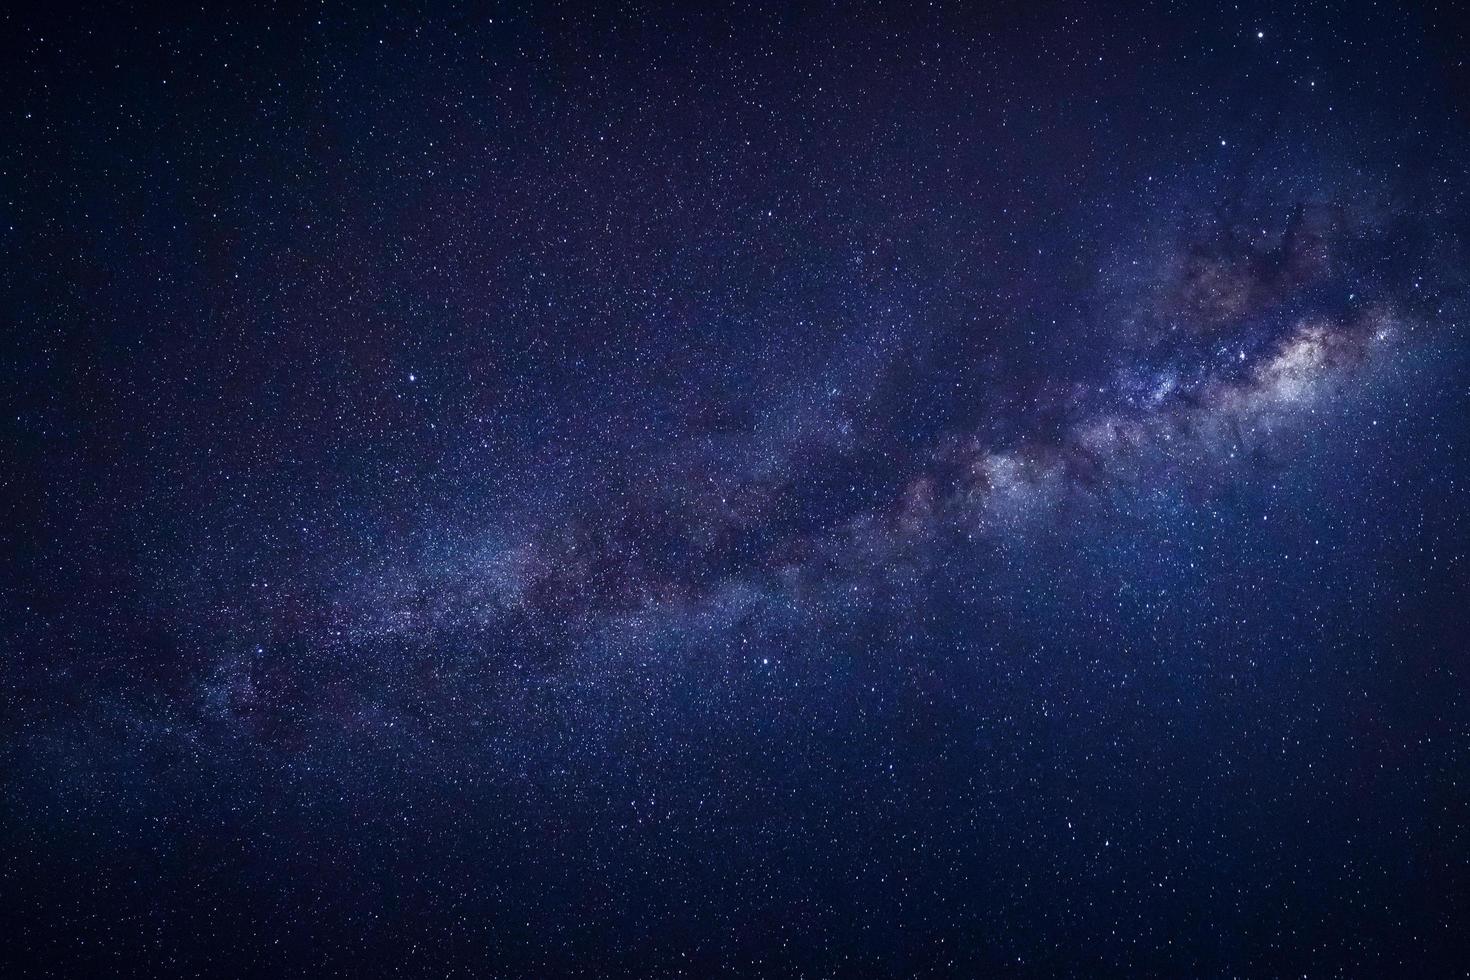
(5, 1, 1470, 976)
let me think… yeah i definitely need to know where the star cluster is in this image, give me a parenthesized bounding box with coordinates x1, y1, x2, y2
(4, 2, 1470, 976)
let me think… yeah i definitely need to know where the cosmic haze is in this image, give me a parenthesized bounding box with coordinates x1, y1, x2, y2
(4, 1, 1470, 976)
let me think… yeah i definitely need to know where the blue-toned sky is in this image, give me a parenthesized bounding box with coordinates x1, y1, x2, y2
(4, 2, 1469, 975)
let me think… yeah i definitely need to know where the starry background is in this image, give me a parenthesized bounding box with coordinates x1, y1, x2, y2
(4, 1, 1470, 976)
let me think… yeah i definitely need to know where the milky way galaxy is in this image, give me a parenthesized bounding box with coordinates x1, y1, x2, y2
(5, 2, 1470, 976)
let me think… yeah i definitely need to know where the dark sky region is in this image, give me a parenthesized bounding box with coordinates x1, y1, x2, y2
(4, 1, 1470, 976)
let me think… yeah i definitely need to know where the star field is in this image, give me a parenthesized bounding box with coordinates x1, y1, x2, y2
(4, 1, 1470, 976)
